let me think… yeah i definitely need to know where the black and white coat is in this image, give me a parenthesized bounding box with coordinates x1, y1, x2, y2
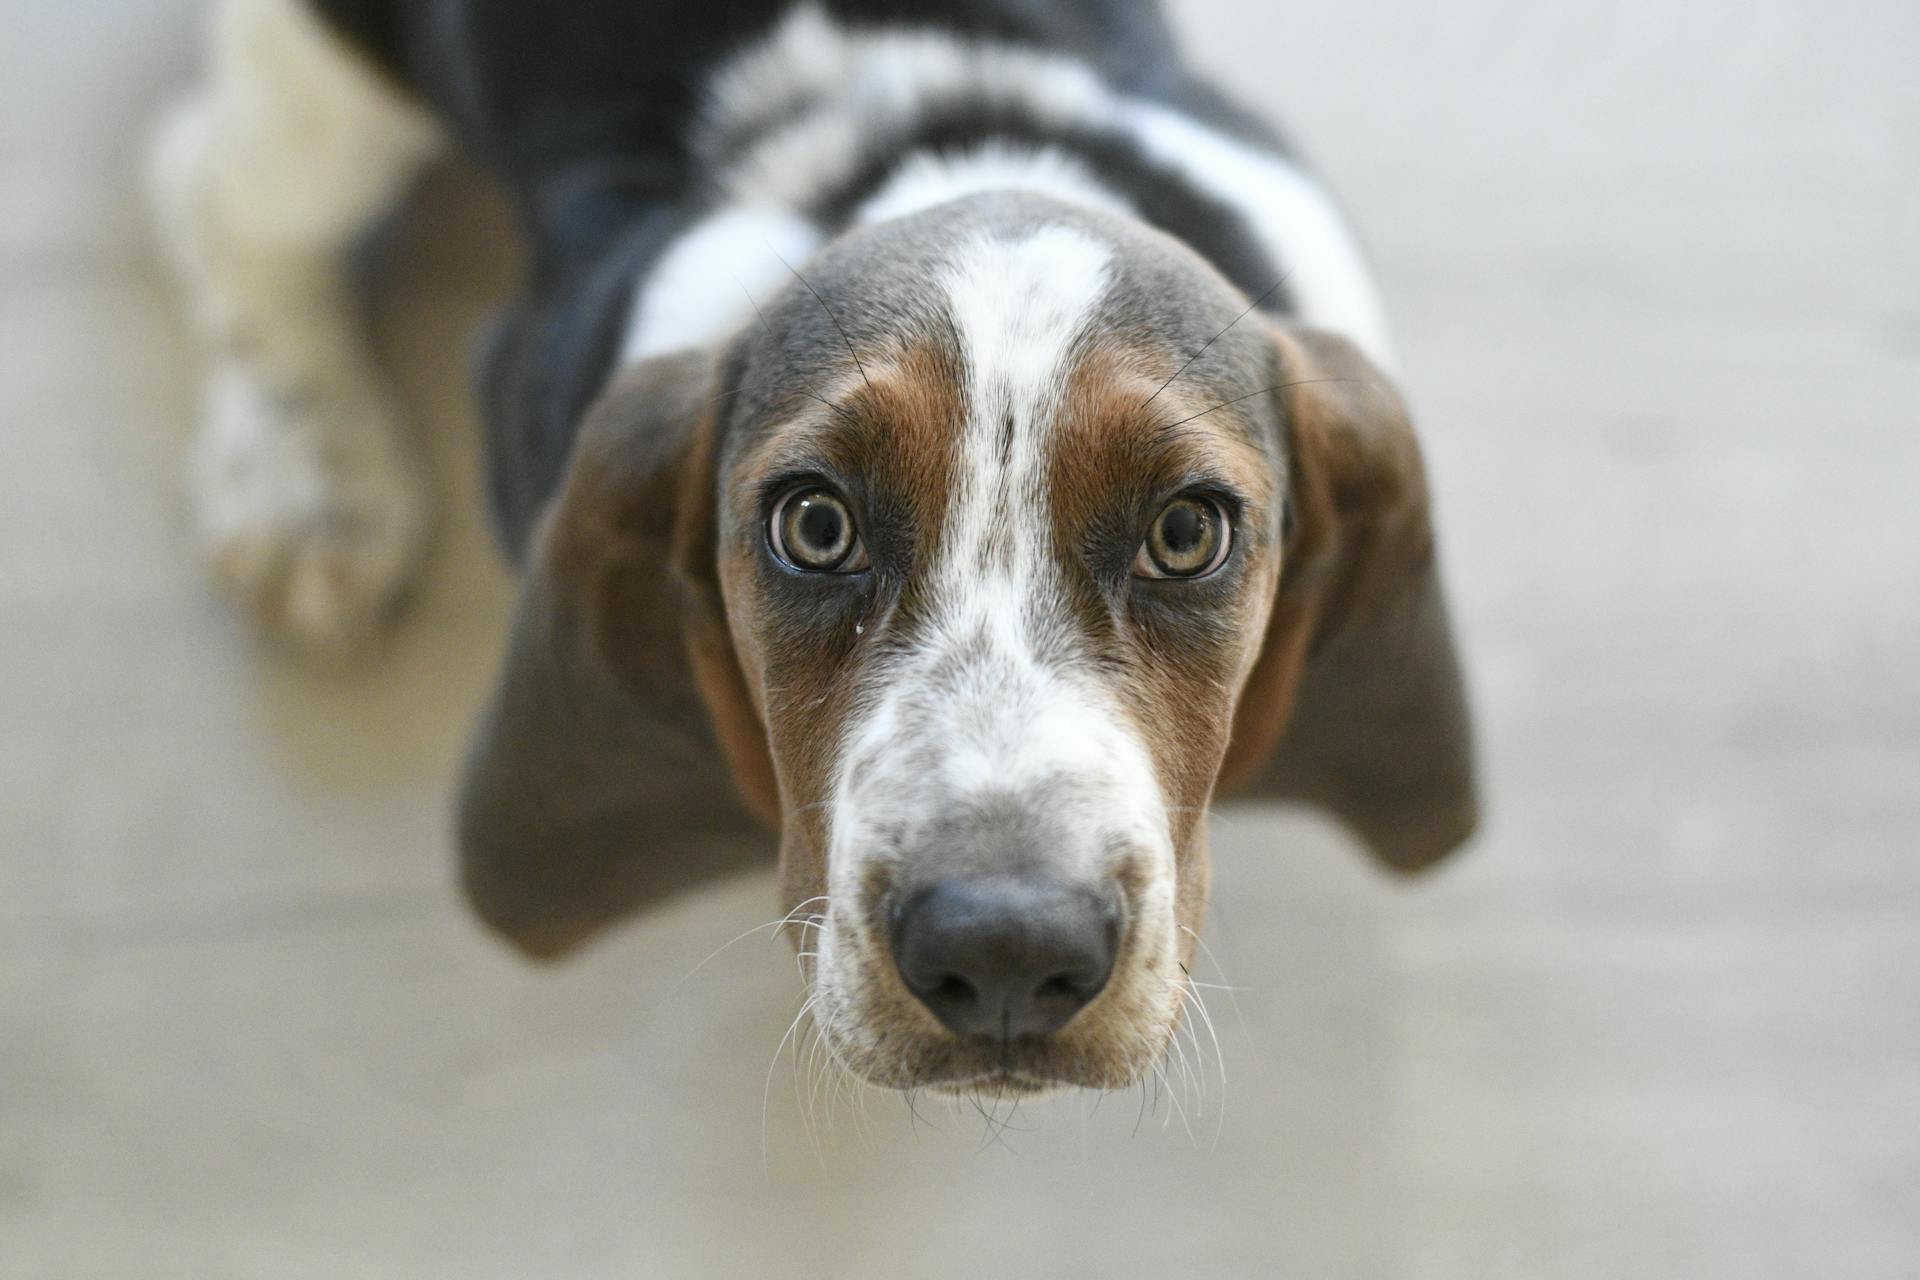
(160, 0, 1389, 572)
(154, 0, 1471, 1026)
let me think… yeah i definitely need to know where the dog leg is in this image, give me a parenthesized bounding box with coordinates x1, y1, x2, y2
(149, 0, 443, 652)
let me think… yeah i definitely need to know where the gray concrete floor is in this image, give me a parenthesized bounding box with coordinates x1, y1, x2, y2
(4, 0, 1918, 1276)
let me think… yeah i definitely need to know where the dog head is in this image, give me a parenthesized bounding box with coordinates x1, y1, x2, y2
(459, 194, 1476, 1094)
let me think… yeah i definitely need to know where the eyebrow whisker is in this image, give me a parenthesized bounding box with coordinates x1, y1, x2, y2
(1154, 376, 1358, 432)
(770, 245, 875, 396)
(739, 281, 864, 430)
(1138, 270, 1294, 411)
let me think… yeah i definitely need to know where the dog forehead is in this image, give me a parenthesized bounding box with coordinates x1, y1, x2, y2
(825, 193, 1260, 362)
(722, 194, 1271, 466)
(716, 199, 1283, 860)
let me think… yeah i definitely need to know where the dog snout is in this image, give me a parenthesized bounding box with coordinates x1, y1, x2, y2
(889, 876, 1121, 1040)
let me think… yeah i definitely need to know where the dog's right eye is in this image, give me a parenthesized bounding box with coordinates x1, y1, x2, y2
(769, 486, 870, 573)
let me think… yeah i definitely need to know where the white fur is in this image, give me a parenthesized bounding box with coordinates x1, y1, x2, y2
(812, 232, 1179, 1079)
(614, 6, 1139, 369)
(853, 142, 1133, 227)
(629, 2, 1394, 372)
(1123, 103, 1395, 368)
(620, 206, 825, 364)
(150, 0, 442, 651)
(822, 227, 1173, 973)
(698, 6, 1110, 217)
(698, 5, 1110, 170)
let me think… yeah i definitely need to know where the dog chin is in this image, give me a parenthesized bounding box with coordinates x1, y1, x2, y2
(823, 1017, 1173, 1097)
(922, 1072, 1069, 1101)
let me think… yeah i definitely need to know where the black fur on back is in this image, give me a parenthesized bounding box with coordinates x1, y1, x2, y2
(307, 0, 1291, 558)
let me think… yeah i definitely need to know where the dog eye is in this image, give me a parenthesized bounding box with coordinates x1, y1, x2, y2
(770, 486, 869, 573)
(1134, 495, 1230, 579)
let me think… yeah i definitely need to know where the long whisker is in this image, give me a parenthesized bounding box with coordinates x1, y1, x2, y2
(841, 1056, 877, 1148)
(678, 915, 814, 985)
(1176, 969, 1229, 1146)
(771, 245, 874, 395)
(1181, 922, 1256, 1053)
(794, 946, 821, 982)
(739, 282, 864, 429)
(1180, 963, 1229, 1096)
(1178, 986, 1228, 1152)
(1155, 376, 1360, 433)
(1164, 1015, 1200, 1118)
(967, 1085, 1027, 1153)
(900, 1085, 942, 1136)
(1148, 1059, 1197, 1144)
(762, 991, 820, 1171)
(1138, 270, 1294, 411)
(801, 1012, 830, 1160)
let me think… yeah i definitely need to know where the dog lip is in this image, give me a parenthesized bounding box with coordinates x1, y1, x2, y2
(920, 1069, 1064, 1099)
(897, 1041, 1126, 1094)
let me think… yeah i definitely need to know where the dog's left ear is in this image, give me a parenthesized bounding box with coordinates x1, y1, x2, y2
(1219, 326, 1479, 871)
(457, 347, 779, 959)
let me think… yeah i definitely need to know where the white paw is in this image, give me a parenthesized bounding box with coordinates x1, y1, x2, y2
(190, 364, 432, 654)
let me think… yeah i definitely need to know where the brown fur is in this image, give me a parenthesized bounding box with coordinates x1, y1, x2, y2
(1220, 328, 1479, 868)
(458, 351, 774, 958)
(457, 314, 1475, 1090)
(1043, 340, 1284, 918)
(718, 340, 970, 917)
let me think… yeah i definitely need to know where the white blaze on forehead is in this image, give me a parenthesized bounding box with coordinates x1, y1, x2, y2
(935, 225, 1109, 596)
(823, 225, 1170, 904)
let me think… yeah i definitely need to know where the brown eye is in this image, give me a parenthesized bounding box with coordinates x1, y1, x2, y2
(1134, 496, 1230, 579)
(770, 487, 868, 573)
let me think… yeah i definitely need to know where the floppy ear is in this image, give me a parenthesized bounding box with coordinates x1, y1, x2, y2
(1219, 327, 1479, 871)
(457, 347, 779, 958)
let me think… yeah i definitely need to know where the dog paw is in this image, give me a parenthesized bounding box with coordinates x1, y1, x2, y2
(189, 365, 432, 654)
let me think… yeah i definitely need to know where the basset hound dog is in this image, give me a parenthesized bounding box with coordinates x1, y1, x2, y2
(153, 0, 1478, 1096)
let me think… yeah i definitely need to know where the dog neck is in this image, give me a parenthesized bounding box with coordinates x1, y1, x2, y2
(617, 5, 1295, 369)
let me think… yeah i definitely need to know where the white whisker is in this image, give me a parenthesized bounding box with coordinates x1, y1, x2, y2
(1147, 1060, 1197, 1146)
(762, 991, 820, 1171)
(683, 897, 834, 986)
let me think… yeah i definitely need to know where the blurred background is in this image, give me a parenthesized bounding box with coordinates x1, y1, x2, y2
(3, 0, 1916, 1275)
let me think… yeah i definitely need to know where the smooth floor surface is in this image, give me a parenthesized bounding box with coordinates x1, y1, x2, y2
(3, 1, 1917, 1276)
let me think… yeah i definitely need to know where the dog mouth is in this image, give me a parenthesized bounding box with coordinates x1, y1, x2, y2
(830, 1024, 1180, 1098)
(808, 979, 1180, 1096)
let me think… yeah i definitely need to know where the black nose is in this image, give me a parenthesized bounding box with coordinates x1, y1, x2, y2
(891, 877, 1120, 1040)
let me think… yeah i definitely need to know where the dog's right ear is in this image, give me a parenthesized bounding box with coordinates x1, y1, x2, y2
(1218, 326, 1478, 872)
(458, 347, 779, 959)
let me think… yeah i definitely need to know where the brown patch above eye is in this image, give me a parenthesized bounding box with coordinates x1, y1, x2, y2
(725, 335, 971, 867)
(744, 337, 967, 549)
(843, 338, 969, 512)
(1045, 340, 1276, 566)
(1041, 339, 1282, 819)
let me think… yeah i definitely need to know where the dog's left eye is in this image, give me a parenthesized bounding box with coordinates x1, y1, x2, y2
(1134, 495, 1231, 579)
(769, 486, 870, 573)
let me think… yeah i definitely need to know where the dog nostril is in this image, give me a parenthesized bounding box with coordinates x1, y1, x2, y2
(1034, 973, 1083, 1001)
(931, 973, 978, 1005)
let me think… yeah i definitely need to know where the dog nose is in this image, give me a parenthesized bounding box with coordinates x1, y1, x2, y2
(891, 877, 1120, 1040)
